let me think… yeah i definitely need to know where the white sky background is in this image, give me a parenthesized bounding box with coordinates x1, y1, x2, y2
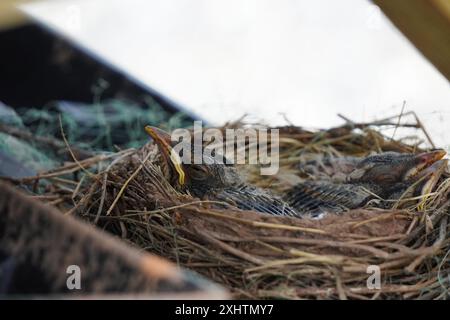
(21, 0, 450, 148)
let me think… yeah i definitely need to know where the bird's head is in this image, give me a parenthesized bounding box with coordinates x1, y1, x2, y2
(347, 150, 447, 186)
(145, 126, 240, 197)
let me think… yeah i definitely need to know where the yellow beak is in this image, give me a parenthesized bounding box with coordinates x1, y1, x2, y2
(144, 126, 186, 186)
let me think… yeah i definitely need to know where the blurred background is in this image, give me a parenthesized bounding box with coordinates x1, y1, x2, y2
(1, 0, 450, 147)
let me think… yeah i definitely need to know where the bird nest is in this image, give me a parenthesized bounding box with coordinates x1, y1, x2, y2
(8, 115, 450, 299)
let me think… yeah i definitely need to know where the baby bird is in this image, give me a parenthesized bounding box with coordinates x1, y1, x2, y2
(286, 150, 447, 216)
(145, 126, 298, 217)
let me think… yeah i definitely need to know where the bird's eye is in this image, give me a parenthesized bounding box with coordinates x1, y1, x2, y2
(188, 165, 208, 180)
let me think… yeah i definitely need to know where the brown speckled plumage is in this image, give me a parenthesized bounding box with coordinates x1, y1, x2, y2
(145, 126, 446, 219)
(286, 151, 447, 216)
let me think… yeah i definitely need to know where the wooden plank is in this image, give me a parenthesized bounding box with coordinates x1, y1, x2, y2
(374, 0, 450, 81)
(0, 1, 32, 31)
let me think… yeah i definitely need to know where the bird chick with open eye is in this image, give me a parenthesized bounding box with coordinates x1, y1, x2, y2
(145, 126, 299, 217)
(286, 150, 447, 217)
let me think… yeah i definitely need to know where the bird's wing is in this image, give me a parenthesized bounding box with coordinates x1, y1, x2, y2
(216, 185, 301, 218)
(285, 181, 373, 216)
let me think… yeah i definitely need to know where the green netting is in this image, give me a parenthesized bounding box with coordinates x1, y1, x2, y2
(0, 132, 56, 172)
(0, 92, 192, 174)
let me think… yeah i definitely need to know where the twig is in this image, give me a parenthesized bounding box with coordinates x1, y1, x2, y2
(196, 228, 265, 265)
(105, 150, 153, 215)
(391, 101, 406, 140)
(58, 115, 93, 177)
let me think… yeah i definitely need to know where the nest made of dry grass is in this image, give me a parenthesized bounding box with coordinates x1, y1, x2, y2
(7, 113, 450, 299)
